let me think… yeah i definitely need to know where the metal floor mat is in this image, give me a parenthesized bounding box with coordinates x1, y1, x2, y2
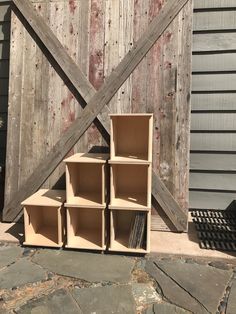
(191, 209, 236, 252)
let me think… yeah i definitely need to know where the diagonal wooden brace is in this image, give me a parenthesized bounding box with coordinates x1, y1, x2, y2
(3, 0, 188, 230)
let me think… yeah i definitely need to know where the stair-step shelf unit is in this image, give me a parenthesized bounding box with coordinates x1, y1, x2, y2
(22, 189, 66, 248)
(64, 153, 109, 250)
(109, 114, 153, 254)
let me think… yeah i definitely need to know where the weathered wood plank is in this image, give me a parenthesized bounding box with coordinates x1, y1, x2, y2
(131, 0, 149, 113)
(193, 33, 236, 52)
(191, 113, 236, 130)
(194, 11, 236, 31)
(191, 133, 236, 151)
(4, 11, 23, 204)
(190, 153, 236, 171)
(174, 0, 192, 210)
(192, 53, 236, 72)
(18, 22, 37, 187)
(194, 0, 236, 10)
(190, 172, 236, 191)
(191, 93, 236, 111)
(192, 73, 236, 91)
(189, 190, 236, 210)
(104, 0, 120, 114)
(152, 170, 187, 231)
(4, 0, 189, 229)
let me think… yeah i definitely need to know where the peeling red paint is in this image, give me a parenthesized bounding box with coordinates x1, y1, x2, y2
(164, 31, 172, 44)
(69, 0, 77, 14)
(69, 110, 75, 122)
(164, 61, 172, 69)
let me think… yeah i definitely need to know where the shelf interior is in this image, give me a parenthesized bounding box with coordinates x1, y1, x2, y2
(111, 164, 148, 208)
(67, 207, 104, 249)
(111, 116, 151, 160)
(110, 210, 147, 252)
(66, 163, 104, 205)
(25, 206, 59, 246)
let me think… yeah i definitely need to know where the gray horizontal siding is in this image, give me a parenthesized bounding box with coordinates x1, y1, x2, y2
(192, 73, 236, 91)
(191, 113, 236, 130)
(193, 33, 236, 52)
(191, 133, 236, 151)
(189, 191, 236, 210)
(194, 11, 236, 31)
(191, 2, 236, 210)
(194, 1, 236, 9)
(190, 173, 236, 191)
(190, 153, 236, 171)
(191, 93, 236, 111)
(192, 53, 236, 72)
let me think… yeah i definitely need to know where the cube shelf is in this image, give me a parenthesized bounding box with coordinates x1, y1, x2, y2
(110, 114, 153, 163)
(110, 163, 151, 209)
(66, 207, 106, 250)
(109, 210, 150, 253)
(22, 189, 66, 248)
(64, 153, 109, 207)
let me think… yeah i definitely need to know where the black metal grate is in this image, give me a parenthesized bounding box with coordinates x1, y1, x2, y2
(191, 209, 236, 252)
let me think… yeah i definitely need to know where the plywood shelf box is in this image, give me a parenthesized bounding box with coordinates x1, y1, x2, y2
(64, 153, 109, 208)
(110, 114, 153, 163)
(109, 210, 151, 253)
(109, 114, 153, 254)
(109, 163, 151, 209)
(66, 207, 106, 250)
(22, 189, 66, 247)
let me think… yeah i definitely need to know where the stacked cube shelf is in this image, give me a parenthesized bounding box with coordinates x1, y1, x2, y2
(64, 153, 109, 250)
(109, 114, 153, 253)
(22, 189, 66, 248)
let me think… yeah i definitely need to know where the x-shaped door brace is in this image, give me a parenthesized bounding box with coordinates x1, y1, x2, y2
(3, 0, 189, 231)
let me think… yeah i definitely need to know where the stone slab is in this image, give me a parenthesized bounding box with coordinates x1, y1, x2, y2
(145, 302, 191, 314)
(0, 246, 23, 269)
(15, 289, 82, 314)
(131, 283, 161, 306)
(32, 249, 134, 283)
(72, 285, 136, 314)
(0, 258, 47, 289)
(145, 260, 209, 314)
(226, 278, 236, 314)
(150, 259, 232, 314)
